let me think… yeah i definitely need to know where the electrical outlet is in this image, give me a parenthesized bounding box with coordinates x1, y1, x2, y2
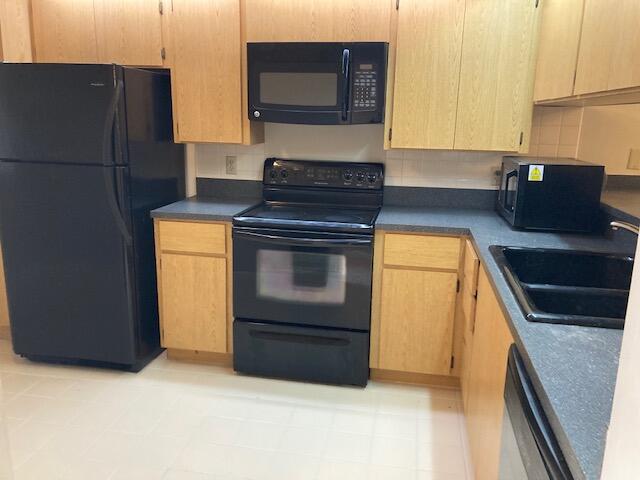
(225, 156, 237, 175)
(627, 149, 640, 170)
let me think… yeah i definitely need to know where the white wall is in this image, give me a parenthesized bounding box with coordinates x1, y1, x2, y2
(195, 106, 583, 190)
(601, 238, 640, 479)
(578, 104, 640, 176)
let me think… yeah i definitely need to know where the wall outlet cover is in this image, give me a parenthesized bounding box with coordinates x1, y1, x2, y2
(627, 149, 640, 170)
(225, 156, 237, 175)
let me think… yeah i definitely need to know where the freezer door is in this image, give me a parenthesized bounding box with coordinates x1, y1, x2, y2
(0, 161, 139, 366)
(0, 63, 125, 165)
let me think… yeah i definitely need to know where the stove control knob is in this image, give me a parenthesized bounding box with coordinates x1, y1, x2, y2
(367, 173, 377, 183)
(343, 170, 353, 181)
(356, 171, 366, 182)
(280, 169, 288, 179)
(269, 169, 278, 179)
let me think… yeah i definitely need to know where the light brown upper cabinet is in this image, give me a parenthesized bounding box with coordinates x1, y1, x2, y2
(0, 0, 33, 62)
(245, 0, 393, 42)
(390, 0, 541, 152)
(390, 0, 465, 149)
(533, 0, 585, 101)
(454, 0, 541, 151)
(169, 0, 244, 143)
(574, 0, 640, 95)
(93, 0, 164, 66)
(30, 0, 164, 65)
(31, 0, 98, 63)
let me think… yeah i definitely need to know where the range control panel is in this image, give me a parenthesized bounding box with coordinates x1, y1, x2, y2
(353, 63, 378, 111)
(264, 158, 384, 190)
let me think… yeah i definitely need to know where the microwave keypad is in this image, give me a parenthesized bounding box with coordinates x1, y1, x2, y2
(353, 67, 377, 110)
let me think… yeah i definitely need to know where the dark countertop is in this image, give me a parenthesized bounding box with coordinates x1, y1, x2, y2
(150, 196, 260, 222)
(151, 194, 635, 480)
(601, 188, 640, 221)
(378, 206, 635, 480)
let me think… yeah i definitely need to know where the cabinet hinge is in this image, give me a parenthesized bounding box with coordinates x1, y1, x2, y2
(450, 356, 455, 369)
(161, 48, 166, 60)
(388, 128, 392, 142)
(519, 131, 524, 146)
(396, 0, 399, 10)
(159, 1, 163, 15)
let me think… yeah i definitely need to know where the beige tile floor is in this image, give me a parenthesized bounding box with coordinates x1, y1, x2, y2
(0, 339, 472, 480)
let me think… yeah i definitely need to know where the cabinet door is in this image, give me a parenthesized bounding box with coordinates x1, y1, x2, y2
(0, 243, 9, 331)
(160, 253, 227, 353)
(533, 0, 584, 101)
(93, 0, 163, 66)
(455, 0, 540, 151)
(379, 268, 457, 375)
(575, 0, 640, 95)
(390, 0, 465, 149)
(245, 0, 392, 42)
(0, 0, 33, 62)
(170, 0, 242, 143)
(465, 267, 513, 480)
(31, 0, 98, 63)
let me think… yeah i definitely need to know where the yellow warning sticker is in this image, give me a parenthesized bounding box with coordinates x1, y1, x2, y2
(528, 165, 544, 182)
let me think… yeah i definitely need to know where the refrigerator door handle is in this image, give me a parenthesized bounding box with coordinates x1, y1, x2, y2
(102, 80, 124, 167)
(103, 166, 132, 245)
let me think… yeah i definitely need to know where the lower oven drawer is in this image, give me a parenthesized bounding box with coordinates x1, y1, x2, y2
(233, 320, 369, 387)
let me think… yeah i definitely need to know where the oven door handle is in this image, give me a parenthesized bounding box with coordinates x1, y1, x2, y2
(234, 230, 371, 247)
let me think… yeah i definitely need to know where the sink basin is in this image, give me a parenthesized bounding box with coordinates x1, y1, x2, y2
(501, 247, 633, 290)
(490, 246, 634, 329)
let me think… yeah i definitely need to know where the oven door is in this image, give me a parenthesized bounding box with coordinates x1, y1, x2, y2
(233, 227, 373, 331)
(499, 345, 573, 480)
(248, 42, 349, 125)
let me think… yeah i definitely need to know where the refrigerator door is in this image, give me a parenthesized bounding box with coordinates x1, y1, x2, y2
(0, 63, 125, 165)
(0, 161, 138, 366)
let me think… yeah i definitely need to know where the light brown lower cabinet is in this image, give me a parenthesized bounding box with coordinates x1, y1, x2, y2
(154, 219, 233, 355)
(370, 231, 462, 379)
(462, 265, 514, 480)
(459, 240, 479, 411)
(0, 242, 9, 335)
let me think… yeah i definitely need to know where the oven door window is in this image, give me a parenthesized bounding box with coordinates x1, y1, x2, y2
(259, 71, 338, 107)
(233, 228, 373, 331)
(257, 249, 346, 304)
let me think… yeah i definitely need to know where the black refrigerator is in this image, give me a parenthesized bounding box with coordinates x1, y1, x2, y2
(0, 64, 185, 371)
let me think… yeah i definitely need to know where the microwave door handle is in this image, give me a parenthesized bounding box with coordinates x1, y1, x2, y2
(234, 230, 371, 247)
(503, 170, 518, 212)
(341, 48, 351, 121)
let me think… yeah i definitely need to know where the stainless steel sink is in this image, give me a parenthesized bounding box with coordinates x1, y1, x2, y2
(490, 246, 634, 329)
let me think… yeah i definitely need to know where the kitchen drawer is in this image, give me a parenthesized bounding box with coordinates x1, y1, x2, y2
(158, 220, 226, 255)
(233, 320, 369, 386)
(462, 239, 479, 295)
(383, 233, 460, 270)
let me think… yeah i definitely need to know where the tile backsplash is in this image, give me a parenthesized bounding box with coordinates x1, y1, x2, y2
(528, 106, 583, 158)
(195, 107, 583, 190)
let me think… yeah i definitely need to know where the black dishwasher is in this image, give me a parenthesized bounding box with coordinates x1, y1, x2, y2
(499, 345, 573, 480)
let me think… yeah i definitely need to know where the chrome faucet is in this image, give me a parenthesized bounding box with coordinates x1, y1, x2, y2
(610, 221, 640, 236)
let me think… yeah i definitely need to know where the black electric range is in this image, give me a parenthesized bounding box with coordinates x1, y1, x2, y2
(232, 158, 384, 386)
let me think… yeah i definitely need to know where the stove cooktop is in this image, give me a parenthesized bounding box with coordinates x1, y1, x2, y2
(233, 202, 380, 234)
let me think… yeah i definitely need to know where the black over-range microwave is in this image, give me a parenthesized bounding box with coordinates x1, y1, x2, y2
(248, 42, 388, 125)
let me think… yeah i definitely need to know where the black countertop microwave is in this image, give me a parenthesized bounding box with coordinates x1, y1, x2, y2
(496, 156, 605, 233)
(248, 42, 388, 125)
